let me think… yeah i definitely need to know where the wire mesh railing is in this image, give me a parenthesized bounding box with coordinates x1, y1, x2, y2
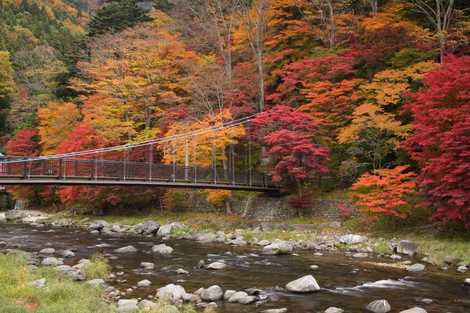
(0, 157, 277, 190)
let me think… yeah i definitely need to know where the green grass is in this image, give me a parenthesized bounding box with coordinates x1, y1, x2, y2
(0, 253, 114, 313)
(83, 254, 111, 280)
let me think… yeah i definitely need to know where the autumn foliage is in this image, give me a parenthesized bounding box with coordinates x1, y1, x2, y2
(351, 166, 416, 220)
(252, 105, 329, 185)
(404, 55, 470, 225)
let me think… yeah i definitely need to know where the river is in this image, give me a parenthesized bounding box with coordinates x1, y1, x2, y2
(1, 222, 469, 313)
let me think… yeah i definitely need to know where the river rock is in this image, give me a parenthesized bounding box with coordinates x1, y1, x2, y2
(396, 240, 418, 256)
(0, 212, 5, 222)
(310, 265, 319, 270)
(457, 265, 468, 273)
(41, 257, 63, 266)
(134, 221, 160, 236)
(157, 284, 187, 302)
(86, 278, 105, 287)
(262, 240, 294, 255)
(324, 307, 344, 313)
(257, 240, 271, 246)
(224, 290, 236, 300)
(157, 222, 183, 236)
(352, 252, 368, 258)
(228, 237, 247, 246)
(152, 243, 173, 255)
(337, 234, 368, 245)
(200, 285, 223, 301)
(399, 307, 427, 313)
(228, 291, 255, 304)
(137, 279, 152, 287)
(59, 249, 75, 257)
(114, 245, 138, 253)
(117, 299, 139, 313)
(138, 300, 156, 311)
(464, 278, 470, 287)
(140, 262, 155, 270)
(206, 261, 227, 270)
(261, 309, 288, 313)
(89, 220, 109, 232)
(39, 248, 55, 254)
(176, 268, 189, 275)
(285, 275, 320, 293)
(196, 232, 218, 243)
(407, 263, 425, 272)
(443, 255, 459, 264)
(366, 299, 391, 313)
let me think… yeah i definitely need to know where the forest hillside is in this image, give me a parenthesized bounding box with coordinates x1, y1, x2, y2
(1, 0, 469, 228)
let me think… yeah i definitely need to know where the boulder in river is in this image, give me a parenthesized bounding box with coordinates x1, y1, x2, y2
(137, 279, 152, 287)
(157, 284, 187, 303)
(407, 263, 425, 272)
(337, 234, 368, 245)
(228, 291, 255, 304)
(262, 240, 294, 255)
(395, 240, 418, 257)
(324, 307, 344, 313)
(195, 232, 217, 243)
(152, 243, 173, 255)
(464, 278, 470, 287)
(224, 290, 236, 300)
(114, 245, 138, 253)
(228, 237, 247, 246)
(39, 248, 55, 254)
(200, 285, 223, 301)
(366, 299, 391, 313)
(157, 222, 183, 237)
(59, 249, 75, 258)
(134, 221, 160, 236)
(352, 252, 368, 258)
(140, 262, 155, 270)
(117, 299, 139, 313)
(88, 220, 109, 232)
(261, 309, 288, 313)
(206, 261, 227, 270)
(399, 307, 427, 313)
(285, 275, 320, 293)
(457, 265, 468, 273)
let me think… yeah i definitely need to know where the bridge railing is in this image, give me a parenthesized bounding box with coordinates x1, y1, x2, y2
(0, 157, 276, 189)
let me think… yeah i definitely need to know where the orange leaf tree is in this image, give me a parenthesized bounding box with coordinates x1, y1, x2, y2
(351, 165, 416, 220)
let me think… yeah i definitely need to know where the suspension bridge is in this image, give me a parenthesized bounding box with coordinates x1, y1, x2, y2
(0, 115, 280, 193)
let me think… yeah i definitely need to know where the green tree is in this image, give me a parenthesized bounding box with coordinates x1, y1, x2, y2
(88, 0, 150, 36)
(0, 51, 15, 107)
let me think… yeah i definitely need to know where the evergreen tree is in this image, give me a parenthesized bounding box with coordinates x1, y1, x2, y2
(88, 0, 150, 37)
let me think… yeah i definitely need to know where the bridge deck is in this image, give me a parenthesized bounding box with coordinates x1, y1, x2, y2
(0, 158, 280, 193)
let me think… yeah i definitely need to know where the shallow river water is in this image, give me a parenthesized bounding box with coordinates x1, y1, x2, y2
(1, 222, 469, 313)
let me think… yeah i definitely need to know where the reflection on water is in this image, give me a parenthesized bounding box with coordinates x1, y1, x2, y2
(1, 222, 469, 313)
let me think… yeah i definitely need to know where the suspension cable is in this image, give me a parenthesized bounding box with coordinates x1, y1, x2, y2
(2, 112, 261, 164)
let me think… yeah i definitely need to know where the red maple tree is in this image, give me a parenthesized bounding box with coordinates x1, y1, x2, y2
(5, 128, 40, 156)
(404, 55, 470, 225)
(252, 105, 329, 186)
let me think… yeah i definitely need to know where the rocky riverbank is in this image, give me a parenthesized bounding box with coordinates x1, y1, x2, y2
(2, 209, 470, 313)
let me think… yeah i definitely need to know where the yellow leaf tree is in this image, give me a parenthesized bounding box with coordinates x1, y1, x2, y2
(38, 101, 81, 154)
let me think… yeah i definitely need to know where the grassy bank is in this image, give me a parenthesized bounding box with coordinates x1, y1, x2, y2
(0, 253, 198, 313)
(0, 253, 114, 313)
(52, 210, 470, 265)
